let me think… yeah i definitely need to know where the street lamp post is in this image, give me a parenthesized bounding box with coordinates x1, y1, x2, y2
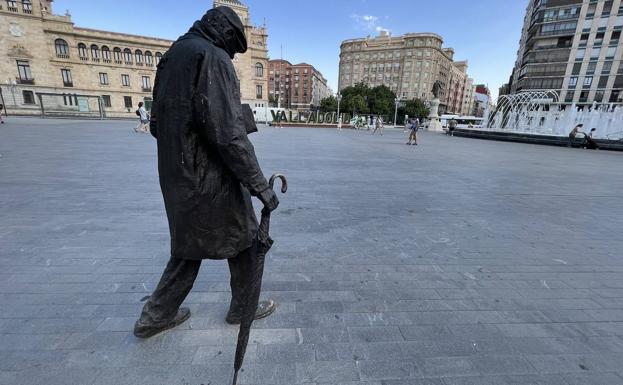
(394, 98, 400, 128)
(336, 92, 342, 131)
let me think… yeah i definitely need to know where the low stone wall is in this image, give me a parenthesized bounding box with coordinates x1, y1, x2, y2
(452, 128, 623, 151)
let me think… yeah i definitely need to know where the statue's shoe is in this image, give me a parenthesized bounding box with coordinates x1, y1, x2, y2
(226, 300, 276, 325)
(133, 307, 191, 339)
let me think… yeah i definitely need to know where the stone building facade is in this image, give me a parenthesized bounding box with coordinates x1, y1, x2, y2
(338, 31, 475, 114)
(0, 0, 268, 117)
(214, 0, 269, 109)
(510, 0, 623, 106)
(268, 59, 330, 111)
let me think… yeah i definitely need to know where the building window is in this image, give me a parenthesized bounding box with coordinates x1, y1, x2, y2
(63, 94, 76, 106)
(575, 49, 585, 61)
(99, 73, 109, 85)
(583, 76, 593, 88)
(22, 90, 35, 104)
(55, 39, 69, 58)
(17, 60, 33, 81)
(255, 62, 264, 77)
(22, 0, 32, 13)
(113, 47, 122, 64)
(602, 61, 613, 74)
(590, 48, 601, 60)
(571, 63, 582, 75)
(121, 74, 130, 87)
(124, 96, 133, 108)
(256, 85, 263, 99)
(587, 61, 597, 74)
(155, 52, 163, 65)
(102, 46, 111, 62)
(102, 95, 112, 107)
(78, 43, 88, 59)
(606, 46, 617, 59)
(579, 91, 589, 103)
(595, 90, 604, 102)
(61, 69, 73, 87)
(135, 50, 143, 65)
(142, 76, 151, 91)
(569, 76, 578, 88)
(123, 49, 133, 64)
(91, 45, 100, 61)
(145, 51, 153, 66)
(6, 0, 17, 11)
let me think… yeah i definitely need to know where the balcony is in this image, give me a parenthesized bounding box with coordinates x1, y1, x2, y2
(142, 87, 152, 93)
(7, 6, 17, 12)
(23, 7, 31, 14)
(56, 53, 70, 59)
(16, 78, 35, 85)
(79, 56, 88, 61)
(63, 81, 73, 88)
(538, 29, 577, 38)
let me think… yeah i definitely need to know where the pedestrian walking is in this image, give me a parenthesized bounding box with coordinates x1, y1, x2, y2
(133, 6, 279, 339)
(372, 115, 384, 135)
(447, 118, 457, 136)
(568, 124, 582, 147)
(0, 104, 4, 124)
(406, 118, 419, 145)
(135, 102, 150, 133)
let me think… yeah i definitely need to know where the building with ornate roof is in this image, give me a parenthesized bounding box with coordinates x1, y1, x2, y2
(0, 0, 268, 117)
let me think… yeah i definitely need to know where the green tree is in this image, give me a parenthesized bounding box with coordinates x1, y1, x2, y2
(319, 96, 337, 112)
(404, 98, 430, 120)
(340, 82, 371, 115)
(369, 85, 396, 116)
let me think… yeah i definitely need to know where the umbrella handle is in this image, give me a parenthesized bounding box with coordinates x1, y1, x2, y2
(269, 174, 288, 194)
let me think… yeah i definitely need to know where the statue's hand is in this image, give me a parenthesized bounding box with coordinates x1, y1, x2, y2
(258, 187, 279, 212)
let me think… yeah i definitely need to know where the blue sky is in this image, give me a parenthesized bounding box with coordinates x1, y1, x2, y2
(53, 0, 528, 99)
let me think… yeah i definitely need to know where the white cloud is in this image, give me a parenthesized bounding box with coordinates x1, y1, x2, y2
(351, 14, 390, 34)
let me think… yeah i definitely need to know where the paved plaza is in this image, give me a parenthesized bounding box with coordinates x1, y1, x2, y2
(2, 117, 623, 385)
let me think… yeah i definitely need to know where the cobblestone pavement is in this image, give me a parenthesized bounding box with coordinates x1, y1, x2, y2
(1, 117, 623, 385)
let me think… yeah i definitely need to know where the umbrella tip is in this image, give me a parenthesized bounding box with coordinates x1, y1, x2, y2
(232, 370, 239, 385)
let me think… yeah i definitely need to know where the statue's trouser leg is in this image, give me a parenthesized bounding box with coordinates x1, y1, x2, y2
(138, 257, 201, 325)
(227, 246, 254, 316)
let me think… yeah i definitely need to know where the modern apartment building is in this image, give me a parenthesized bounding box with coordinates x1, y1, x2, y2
(268, 59, 331, 111)
(0, 0, 268, 117)
(510, 0, 623, 105)
(338, 31, 474, 114)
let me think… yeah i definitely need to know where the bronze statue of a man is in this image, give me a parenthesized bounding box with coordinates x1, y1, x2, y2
(133, 6, 279, 339)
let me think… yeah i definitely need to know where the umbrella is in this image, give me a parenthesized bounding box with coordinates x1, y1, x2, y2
(232, 173, 288, 385)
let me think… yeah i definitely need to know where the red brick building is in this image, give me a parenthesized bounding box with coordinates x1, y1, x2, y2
(268, 60, 330, 111)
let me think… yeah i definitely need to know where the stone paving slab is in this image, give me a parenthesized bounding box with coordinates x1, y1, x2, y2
(1, 118, 623, 384)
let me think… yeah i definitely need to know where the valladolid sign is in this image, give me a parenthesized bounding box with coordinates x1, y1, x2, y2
(270, 110, 351, 124)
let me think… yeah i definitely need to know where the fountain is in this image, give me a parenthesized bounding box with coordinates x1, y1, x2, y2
(485, 91, 623, 140)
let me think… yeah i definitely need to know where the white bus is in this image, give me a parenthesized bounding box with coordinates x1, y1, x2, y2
(440, 114, 484, 128)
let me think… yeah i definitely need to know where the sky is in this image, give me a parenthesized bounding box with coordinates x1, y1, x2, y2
(53, 0, 528, 100)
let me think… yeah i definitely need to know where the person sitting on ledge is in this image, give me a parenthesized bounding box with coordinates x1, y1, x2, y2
(582, 128, 599, 150)
(568, 124, 582, 147)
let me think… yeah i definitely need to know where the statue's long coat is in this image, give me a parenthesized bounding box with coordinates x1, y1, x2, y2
(150, 9, 269, 260)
